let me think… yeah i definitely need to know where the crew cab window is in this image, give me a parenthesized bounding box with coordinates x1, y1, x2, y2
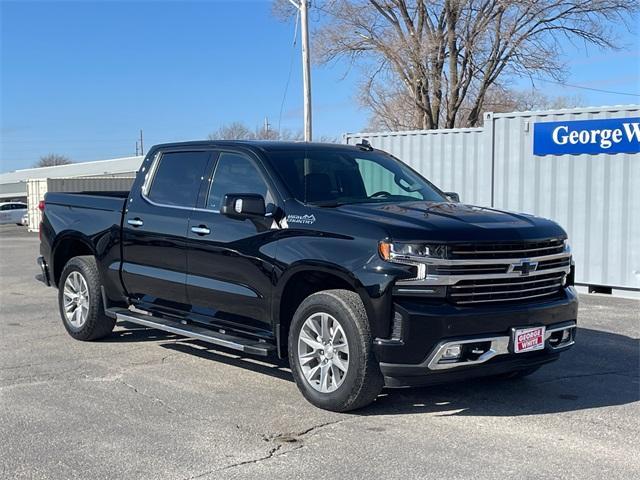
(147, 151, 210, 207)
(0, 205, 10, 211)
(207, 152, 272, 211)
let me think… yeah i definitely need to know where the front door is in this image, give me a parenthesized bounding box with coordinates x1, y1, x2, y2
(122, 149, 212, 311)
(185, 150, 279, 334)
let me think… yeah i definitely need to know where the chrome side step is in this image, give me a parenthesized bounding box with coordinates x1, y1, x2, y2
(111, 308, 275, 356)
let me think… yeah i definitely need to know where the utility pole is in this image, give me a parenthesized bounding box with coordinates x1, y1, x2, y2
(139, 129, 144, 156)
(289, 0, 312, 141)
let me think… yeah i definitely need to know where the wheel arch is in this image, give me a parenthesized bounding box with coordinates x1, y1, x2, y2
(51, 233, 96, 286)
(273, 263, 376, 358)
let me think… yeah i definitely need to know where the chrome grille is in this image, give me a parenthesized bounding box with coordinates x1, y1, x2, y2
(395, 237, 571, 305)
(449, 238, 565, 259)
(449, 271, 566, 305)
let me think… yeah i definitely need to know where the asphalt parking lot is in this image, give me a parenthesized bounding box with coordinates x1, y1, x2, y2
(1, 225, 638, 479)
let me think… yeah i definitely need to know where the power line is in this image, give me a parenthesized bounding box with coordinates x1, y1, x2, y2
(531, 76, 640, 98)
(278, 8, 300, 134)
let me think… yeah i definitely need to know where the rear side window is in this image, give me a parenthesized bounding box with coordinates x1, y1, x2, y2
(147, 151, 210, 207)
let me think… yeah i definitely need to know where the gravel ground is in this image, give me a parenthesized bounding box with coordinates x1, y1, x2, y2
(1, 224, 638, 479)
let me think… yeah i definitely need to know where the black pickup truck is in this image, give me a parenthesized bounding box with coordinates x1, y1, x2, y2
(37, 140, 577, 411)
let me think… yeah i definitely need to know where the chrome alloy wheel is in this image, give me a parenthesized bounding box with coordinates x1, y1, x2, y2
(63, 271, 90, 328)
(297, 312, 350, 393)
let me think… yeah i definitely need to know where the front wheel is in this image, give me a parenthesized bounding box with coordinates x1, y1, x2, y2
(288, 289, 383, 412)
(58, 256, 116, 341)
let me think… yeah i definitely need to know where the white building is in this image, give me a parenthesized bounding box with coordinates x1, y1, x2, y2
(0, 156, 143, 201)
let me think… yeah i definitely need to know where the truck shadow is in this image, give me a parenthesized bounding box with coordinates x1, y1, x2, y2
(361, 326, 639, 417)
(106, 324, 638, 417)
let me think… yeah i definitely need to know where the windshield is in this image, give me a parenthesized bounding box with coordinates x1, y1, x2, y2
(266, 148, 446, 206)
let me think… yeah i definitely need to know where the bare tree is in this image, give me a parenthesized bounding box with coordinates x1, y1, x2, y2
(35, 154, 73, 168)
(308, 0, 637, 129)
(208, 121, 256, 140)
(208, 121, 304, 141)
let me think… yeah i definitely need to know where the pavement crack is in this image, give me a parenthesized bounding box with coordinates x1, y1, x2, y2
(118, 379, 176, 413)
(265, 418, 349, 443)
(184, 420, 344, 478)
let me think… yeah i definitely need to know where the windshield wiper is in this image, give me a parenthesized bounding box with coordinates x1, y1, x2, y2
(309, 200, 353, 208)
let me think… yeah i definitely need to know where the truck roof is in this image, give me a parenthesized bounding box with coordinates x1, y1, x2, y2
(150, 140, 369, 153)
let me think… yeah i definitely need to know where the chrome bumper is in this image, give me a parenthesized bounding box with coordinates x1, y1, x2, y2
(425, 322, 576, 370)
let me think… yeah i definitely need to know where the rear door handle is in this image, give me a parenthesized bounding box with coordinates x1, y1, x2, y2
(127, 218, 144, 227)
(191, 225, 211, 236)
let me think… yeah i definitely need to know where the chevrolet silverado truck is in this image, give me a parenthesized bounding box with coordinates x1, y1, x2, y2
(37, 140, 577, 412)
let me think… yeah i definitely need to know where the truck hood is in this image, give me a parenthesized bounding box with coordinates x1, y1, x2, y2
(333, 201, 566, 242)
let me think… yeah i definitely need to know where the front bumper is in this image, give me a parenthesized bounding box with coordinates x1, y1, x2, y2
(374, 287, 578, 387)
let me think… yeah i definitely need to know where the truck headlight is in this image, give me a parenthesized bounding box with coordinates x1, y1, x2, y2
(563, 238, 571, 253)
(378, 241, 446, 262)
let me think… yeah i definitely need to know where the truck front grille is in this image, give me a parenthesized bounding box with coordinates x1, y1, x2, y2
(395, 237, 572, 306)
(449, 271, 566, 305)
(449, 238, 565, 260)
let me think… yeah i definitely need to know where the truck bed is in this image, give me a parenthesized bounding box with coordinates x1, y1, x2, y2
(45, 191, 129, 212)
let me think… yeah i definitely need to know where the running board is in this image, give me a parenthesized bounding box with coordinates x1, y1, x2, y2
(111, 309, 275, 356)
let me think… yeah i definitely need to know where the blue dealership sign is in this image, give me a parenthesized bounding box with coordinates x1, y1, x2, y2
(533, 117, 640, 156)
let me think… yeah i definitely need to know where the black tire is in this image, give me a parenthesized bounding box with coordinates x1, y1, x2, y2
(494, 366, 542, 380)
(58, 256, 116, 341)
(288, 289, 384, 412)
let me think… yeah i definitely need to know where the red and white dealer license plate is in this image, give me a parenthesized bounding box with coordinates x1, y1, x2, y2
(513, 326, 546, 353)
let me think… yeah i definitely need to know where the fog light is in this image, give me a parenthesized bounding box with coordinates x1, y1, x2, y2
(561, 329, 571, 342)
(442, 345, 462, 360)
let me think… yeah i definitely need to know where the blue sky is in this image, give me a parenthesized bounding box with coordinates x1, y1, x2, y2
(1, 0, 639, 173)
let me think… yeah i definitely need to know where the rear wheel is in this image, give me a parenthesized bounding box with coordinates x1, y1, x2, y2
(288, 289, 383, 412)
(58, 256, 115, 341)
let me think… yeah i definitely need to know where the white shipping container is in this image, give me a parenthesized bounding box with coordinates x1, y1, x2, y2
(26, 177, 134, 232)
(345, 104, 640, 291)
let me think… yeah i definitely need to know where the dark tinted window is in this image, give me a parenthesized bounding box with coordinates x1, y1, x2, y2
(147, 151, 210, 207)
(207, 152, 272, 211)
(267, 149, 445, 205)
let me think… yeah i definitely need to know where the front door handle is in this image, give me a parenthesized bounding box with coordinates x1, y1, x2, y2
(127, 218, 144, 227)
(191, 225, 211, 236)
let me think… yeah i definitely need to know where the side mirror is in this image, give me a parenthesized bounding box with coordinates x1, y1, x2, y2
(221, 193, 266, 218)
(444, 191, 460, 203)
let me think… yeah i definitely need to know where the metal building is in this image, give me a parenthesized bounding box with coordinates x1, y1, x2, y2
(0, 155, 142, 201)
(345, 105, 640, 292)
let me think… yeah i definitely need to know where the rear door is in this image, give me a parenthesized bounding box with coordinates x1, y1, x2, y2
(122, 149, 213, 311)
(185, 150, 279, 333)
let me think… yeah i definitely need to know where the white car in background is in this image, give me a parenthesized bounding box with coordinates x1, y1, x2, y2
(0, 202, 28, 225)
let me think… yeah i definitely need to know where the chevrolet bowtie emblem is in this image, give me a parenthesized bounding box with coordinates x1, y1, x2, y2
(509, 259, 538, 276)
